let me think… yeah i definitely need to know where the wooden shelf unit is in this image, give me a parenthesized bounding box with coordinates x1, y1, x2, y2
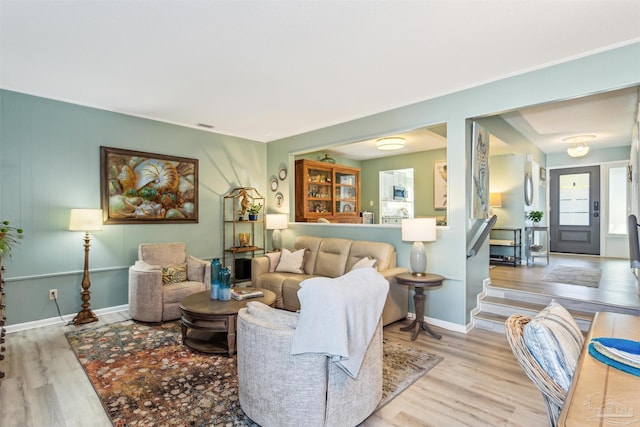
(222, 187, 265, 283)
(294, 159, 362, 223)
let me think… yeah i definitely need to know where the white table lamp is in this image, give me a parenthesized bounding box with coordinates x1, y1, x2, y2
(69, 208, 103, 325)
(266, 214, 288, 251)
(401, 218, 437, 276)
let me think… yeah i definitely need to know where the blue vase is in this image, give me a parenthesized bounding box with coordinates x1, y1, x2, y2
(210, 258, 222, 300)
(218, 267, 232, 301)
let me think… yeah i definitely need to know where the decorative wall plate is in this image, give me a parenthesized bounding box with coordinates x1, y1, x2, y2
(278, 167, 287, 181)
(275, 192, 284, 208)
(270, 178, 278, 192)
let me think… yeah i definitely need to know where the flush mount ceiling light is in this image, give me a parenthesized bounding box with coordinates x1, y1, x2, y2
(376, 137, 406, 151)
(563, 134, 595, 158)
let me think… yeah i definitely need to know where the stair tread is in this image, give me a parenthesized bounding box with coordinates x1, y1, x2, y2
(481, 295, 595, 320)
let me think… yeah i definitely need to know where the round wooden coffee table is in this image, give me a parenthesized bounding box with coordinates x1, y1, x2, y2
(179, 288, 275, 356)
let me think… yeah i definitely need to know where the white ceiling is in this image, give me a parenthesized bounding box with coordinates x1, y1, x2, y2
(2, 1, 640, 152)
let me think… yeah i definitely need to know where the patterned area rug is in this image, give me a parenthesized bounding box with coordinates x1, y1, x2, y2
(542, 264, 602, 288)
(66, 320, 442, 426)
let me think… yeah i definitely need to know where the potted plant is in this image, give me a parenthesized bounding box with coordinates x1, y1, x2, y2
(0, 219, 24, 258)
(526, 210, 544, 224)
(247, 203, 262, 221)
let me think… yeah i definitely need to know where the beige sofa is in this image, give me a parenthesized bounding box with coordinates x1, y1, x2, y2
(251, 236, 408, 326)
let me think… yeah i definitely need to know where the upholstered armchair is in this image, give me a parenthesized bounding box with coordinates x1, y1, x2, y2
(237, 301, 383, 427)
(128, 242, 211, 322)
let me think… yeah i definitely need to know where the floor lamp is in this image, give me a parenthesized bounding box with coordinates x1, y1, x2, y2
(69, 208, 103, 325)
(401, 218, 437, 276)
(265, 214, 288, 251)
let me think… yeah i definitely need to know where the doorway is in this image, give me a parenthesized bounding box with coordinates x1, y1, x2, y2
(549, 166, 601, 255)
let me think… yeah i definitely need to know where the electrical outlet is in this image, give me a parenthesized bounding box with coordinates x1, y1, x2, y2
(49, 289, 58, 300)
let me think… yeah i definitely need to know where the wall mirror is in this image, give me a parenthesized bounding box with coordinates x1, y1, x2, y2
(293, 123, 447, 225)
(524, 173, 534, 206)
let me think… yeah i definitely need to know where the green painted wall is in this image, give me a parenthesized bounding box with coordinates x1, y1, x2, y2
(3, 42, 640, 329)
(267, 42, 640, 327)
(0, 90, 266, 326)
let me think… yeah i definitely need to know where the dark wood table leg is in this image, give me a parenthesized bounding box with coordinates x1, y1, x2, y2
(401, 287, 442, 341)
(180, 319, 187, 345)
(227, 314, 236, 356)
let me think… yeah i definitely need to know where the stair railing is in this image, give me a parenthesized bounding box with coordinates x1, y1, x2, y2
(467, 215, 498, 259)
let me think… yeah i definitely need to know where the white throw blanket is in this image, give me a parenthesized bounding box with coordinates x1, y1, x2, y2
(290, 268, 389, 378)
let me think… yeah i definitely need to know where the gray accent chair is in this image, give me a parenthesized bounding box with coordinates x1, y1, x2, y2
(237, 301, 383, 427)
(128, 242, 211, 322)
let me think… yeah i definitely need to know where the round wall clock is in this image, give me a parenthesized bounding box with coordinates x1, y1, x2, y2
(278, 167, 287, 181)
(270, 178, 279, 192)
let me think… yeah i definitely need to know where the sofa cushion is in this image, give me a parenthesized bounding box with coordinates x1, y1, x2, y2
(346, 241, 395, 272)
(294, 236, 323, 275)
(275, 248, 305, 274)
(523, 300, 584, 392)
(313, 238, 353, 277)
(139, 242, 187, 267)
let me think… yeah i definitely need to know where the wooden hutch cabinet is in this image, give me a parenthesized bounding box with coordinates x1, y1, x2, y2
(295, 159, 362, 223)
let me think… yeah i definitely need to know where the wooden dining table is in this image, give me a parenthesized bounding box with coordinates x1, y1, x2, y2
(558, 311, 640, 426)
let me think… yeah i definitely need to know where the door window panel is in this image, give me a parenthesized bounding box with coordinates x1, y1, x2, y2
(608, 166, 627, 234)
(559, 173, 590, 226)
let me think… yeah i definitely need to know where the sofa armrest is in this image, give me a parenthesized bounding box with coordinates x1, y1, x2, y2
(128, 266, 164, 323)
(187, 255, 211, 288)
(379, 266, 409, 281)
(378, 267, 410, 326)
(251, 256, 270, 285)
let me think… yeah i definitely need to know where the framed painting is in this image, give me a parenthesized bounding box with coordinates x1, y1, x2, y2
(100, 146, 198, 224)
(434, 161, 447, 210)
(471, 122, 490, 219)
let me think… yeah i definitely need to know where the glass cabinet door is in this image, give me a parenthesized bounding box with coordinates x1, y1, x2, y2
(334, 170, 358, 214)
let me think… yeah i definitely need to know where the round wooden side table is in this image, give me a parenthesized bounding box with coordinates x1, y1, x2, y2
(395, 272, 444, 341)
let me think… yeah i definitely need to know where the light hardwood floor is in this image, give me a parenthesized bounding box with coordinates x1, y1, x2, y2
(0, 314, 547, 427)
(5, 253, 635, 427)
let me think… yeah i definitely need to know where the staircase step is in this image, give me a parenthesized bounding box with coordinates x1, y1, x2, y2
(484, 284, 640, 316)
(481, 296, 595, 322)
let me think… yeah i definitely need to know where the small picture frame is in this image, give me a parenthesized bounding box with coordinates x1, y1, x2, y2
(540, 166, 547, 182)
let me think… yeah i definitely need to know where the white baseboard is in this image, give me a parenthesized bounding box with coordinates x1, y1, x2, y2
(5, 304, 129, 334)
(406, 311, 471, 334)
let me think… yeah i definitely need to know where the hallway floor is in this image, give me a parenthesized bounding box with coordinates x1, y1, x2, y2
(489, 253, 640, 310)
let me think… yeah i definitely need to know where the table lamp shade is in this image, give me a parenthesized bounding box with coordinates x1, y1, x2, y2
(401, 218, 436, 242)
(490, 193, 503, 207)
(401, 218, 437, 276)
(265, 214, 288, 230)
(69, 209, 103, 231)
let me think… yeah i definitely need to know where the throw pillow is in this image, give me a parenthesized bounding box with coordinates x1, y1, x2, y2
(265, 252, 282, 272)
(161, 264, 187, 284)
(350, 256, 377, 271)
(523, 300, 584, 392)
(275, 248, 305, 274)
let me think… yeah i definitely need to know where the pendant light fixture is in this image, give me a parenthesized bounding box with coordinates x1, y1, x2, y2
(563, 135, 595, 158)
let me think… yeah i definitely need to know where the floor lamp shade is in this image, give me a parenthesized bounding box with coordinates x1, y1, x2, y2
(68, 208, 103, 325)
(266, 214, 288, 251)
(401, 218, 437, 276)
(69, 209, 104, 232)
